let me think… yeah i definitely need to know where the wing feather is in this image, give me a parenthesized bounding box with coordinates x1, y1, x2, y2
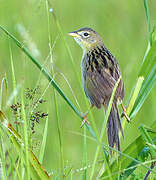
(82, 50, 124, 108)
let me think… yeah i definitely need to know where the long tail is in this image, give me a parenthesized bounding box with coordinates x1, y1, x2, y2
(107, 102, 124, 156)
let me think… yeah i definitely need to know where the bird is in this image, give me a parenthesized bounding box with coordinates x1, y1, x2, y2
(68, 27, 129, 155)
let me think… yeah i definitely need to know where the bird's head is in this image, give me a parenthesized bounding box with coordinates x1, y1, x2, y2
(68, 27, 103, 51)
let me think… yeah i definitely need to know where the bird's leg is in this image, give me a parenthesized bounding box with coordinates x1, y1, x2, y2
(80, 104, 94, 127)
(121, 103, 130, 122)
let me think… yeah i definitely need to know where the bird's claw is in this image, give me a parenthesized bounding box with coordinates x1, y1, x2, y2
(80, 112, 90, 127)
(121, 111, 130, 122)
(121, 104, 130, 123)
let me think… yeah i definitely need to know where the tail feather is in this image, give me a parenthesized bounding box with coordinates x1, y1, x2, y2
(107, 102, 124, 156)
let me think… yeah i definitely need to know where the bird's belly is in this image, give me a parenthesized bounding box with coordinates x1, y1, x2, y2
(81, 66, 103, 109)
(81, 68, 88, 97)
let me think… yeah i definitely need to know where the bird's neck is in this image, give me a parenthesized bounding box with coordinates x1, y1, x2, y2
(84, 44, 105, 56)
(82, 41, 104, 53)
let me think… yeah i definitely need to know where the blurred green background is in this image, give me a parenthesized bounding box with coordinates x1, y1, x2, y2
(0, 0, 156, 178)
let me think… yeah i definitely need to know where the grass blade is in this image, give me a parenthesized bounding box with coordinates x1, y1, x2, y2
(21, 94, 30, 180)
(139, 41, 156, 78)
(144, 0, 151, 45)
(82, 126, 87, 180)
(126, 76, 144, 117)
(0, 137, 7, 180)
(0, 77, 6, 110)
(9, 42, 17, 104)
(39, 117, 48, 163)
(0, 110, 50, 180)
(130, 67, 156, 119)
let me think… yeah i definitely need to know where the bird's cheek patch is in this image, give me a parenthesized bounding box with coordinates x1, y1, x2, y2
(74, 37, 84, 49)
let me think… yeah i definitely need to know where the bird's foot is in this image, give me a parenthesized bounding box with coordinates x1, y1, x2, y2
(121, 104, 130, 123)
(80, 112, 90, 128)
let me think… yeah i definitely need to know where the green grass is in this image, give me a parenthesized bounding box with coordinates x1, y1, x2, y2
(0, 0, 156, 179)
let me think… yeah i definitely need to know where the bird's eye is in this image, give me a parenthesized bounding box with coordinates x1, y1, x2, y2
(83, 32, 89, 37)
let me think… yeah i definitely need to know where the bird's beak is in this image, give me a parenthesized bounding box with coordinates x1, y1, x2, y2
(68, 31, 79, 38)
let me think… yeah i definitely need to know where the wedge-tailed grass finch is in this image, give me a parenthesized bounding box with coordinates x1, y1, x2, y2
(69, 27, 129, 155)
